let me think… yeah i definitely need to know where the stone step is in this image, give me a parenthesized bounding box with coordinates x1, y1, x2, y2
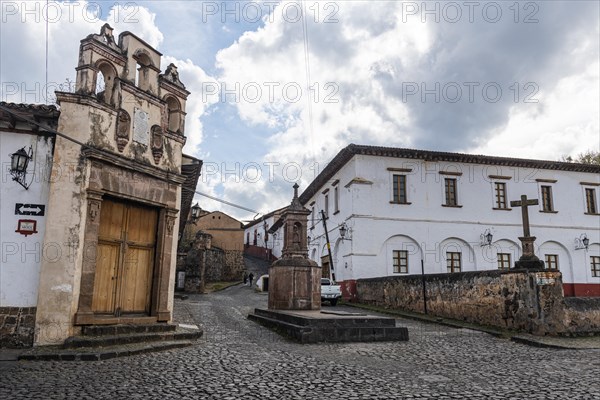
(253, 308, 397, 328)
(81, 323, 177, 336)
(248, 309, 408, 343)
(64, 327, 202, 349)
(18, 340, 195, 362)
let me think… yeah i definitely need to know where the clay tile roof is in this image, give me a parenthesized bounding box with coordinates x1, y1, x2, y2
(298, 143, 600, 205)
(178, 155, 203, 238)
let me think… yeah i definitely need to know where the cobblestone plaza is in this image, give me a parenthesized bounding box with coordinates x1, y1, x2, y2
(1, 285, 599, 399)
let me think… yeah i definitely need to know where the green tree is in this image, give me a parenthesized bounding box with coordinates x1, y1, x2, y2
(561, 150, 600, 165)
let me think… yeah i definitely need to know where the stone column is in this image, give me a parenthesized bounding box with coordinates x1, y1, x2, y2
(74, 189, 104, 325)
(153, 208, 178, 321)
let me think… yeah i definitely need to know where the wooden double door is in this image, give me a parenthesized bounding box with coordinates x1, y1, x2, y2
(92, 198, 158, 316)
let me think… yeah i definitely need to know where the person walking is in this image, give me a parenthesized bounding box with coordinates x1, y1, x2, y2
(248, 273, 254, 287)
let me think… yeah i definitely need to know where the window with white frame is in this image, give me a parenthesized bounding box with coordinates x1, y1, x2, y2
(324, 194, 329, 219)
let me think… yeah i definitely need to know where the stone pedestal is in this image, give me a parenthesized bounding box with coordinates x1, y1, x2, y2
(268, 258, 321, 310)
(514, 236, 545, 270)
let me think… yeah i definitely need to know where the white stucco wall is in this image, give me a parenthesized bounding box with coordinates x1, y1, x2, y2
(0, 131, 53, 307)
(243, 213, 283, 258)
(305, 154, 600, 285)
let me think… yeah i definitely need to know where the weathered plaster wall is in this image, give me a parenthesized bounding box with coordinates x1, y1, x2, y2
(0, 132, 54, 309)
(35, 124, 89, 345)
(356, 270, 600, 335)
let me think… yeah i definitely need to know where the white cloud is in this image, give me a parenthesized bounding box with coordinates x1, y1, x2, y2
(205, 1, 599, 220)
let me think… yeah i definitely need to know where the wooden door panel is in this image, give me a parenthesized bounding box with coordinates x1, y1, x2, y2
(126, 206, 158, 244)
(98, 200, 126, 240)
(121, 247, 154, 313)
(92, 242, 119, 313)
(93, 198, 157, 316)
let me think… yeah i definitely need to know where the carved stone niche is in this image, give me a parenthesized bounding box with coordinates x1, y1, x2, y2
(151, 125, 164, 164)
(115, 109, 131, 152)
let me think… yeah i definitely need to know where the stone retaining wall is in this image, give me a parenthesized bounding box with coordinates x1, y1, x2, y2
(356, 270, 600, 336)
(178, 231, 245, 293)
(0, 307, 36, 348)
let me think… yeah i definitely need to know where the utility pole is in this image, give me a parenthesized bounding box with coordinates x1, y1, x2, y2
(321, 210, 335, 281)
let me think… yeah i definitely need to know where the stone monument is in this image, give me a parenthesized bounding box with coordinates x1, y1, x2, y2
(510, 194, 545, 270)
(268, 184, 321, 310)
(248, 184, 408, 343)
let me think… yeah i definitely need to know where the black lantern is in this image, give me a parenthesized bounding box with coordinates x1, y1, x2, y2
(190, 202, 201, 221)
(10, 146, 33, 189)
(339, 222, 351, 241)
(485, 230, 493, 246)
(575, 234, 590, 250)
(480, 229, 493, 246)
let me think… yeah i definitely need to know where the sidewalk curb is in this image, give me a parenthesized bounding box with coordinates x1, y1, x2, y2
(340, 302, 600, 349)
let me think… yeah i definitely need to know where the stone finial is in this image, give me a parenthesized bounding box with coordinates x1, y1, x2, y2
(87, 23, 120, 52)
(290, 183, 303, 210)
(160, 63, 186, 89)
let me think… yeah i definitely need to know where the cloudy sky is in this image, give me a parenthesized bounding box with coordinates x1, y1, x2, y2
(1, 0, 598, 221)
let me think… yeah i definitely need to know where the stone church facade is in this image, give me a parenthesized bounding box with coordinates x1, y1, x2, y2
(0, 25, 196, 347)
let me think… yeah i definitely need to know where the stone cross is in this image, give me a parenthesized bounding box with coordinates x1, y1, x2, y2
(510, 194, 539, 238)
(510, 194, 544, 269)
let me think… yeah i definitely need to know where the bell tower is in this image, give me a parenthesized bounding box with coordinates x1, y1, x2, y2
(35, 25, 191, 345)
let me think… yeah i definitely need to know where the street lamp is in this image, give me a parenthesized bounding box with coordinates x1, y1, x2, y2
(10, 146, 33, 189)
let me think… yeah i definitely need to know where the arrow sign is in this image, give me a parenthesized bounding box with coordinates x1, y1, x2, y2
(15, 203, 45, 216)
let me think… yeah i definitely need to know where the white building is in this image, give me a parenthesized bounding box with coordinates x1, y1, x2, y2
(293, 144, 600, 299)
(0, 103, 58, 346)
(243, 206, 286, 261)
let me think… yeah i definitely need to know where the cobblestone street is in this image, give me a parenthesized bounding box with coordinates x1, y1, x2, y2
(1, 285, 599, 399)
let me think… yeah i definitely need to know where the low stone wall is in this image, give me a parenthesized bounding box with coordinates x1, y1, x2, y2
(356, 270, 600, 336)
(178, 231, 246, 293)
(0, 307, 36, 348)
(563, 297, 600, 335)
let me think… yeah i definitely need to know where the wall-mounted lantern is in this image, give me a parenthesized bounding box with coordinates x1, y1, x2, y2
(10, 146, 33, 189)
(339, 222, 352, 241)
(575, 234, 590, 250)
(480, 229, 493, 247)
(190, 202, 201, 221)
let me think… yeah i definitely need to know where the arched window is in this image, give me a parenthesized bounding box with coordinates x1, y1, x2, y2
(95, 60, 117, 105)
(134, 51, 153, 91)
(165, 96, 181, 133)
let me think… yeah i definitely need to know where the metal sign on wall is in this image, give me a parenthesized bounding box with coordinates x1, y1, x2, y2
(15, 203, 45, 216)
